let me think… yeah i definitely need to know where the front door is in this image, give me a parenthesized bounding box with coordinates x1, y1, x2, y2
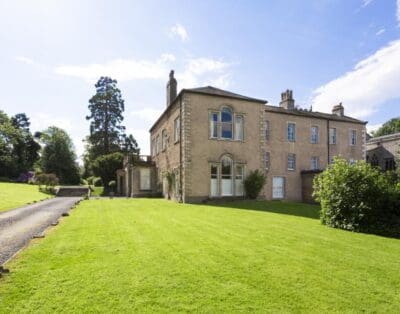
(272, 177, 284, 199)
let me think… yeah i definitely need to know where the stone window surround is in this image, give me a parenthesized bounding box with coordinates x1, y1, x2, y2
(208, 105, 246, 142)
(208, 154, 246, 198)
(287, 121, 296, 142)
(329, 128, 337, 145)
(349, 129, 357, 146)
(287, 153, 296, 171)
(310, 125, 319, 144)
(174, 116, 180, 144)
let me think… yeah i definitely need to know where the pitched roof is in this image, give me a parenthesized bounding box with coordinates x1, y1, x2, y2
(183, 86, 267, 104)
(367, 132, 400, 144)
(264, 105, 367, 124)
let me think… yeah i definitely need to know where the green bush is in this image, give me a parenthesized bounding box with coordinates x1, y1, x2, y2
(93, 177, 103, 187)
(244, 170, 266, 199)
(108, 180, 116, 192)
(80, 178, 88, 186)
(313, 158, 400, 237)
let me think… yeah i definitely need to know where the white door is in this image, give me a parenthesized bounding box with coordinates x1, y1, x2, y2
(272, 177, 284, 199)
(140, 168, 151, 190)
(221, 156, 233, 196)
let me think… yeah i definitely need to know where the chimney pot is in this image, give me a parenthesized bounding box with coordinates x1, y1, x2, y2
(332, 102, 344, 117)
(166, 70, 177, 107)
(279, 89, 295, 110)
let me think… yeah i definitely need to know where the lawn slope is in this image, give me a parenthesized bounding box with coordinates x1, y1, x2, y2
(0, 182, 51, 212)
(0, 199, 399, 312)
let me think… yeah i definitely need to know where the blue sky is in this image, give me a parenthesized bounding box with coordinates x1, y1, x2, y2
(0, 0, 399, 159)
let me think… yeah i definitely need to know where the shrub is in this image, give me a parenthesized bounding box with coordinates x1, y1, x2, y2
(91, 152, 123, 190)
(313, 158, 400, 237)
(244, 170, 266, 199)
(80, 178, 88, 186)
(86, 176, 95, 185)
(36, 173, 59, 187)
(93, 177, 103, 187)
(108, 180, 116, 192)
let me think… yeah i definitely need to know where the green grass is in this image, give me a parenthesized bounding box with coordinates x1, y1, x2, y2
(1, 199, 399, 312)
(90, 186, 104, 196)
(0, 182, 51, 212)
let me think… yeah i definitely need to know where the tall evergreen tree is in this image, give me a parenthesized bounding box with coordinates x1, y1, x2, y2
(86, 77, 126, 159)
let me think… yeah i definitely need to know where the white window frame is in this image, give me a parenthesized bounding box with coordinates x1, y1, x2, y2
(156, 135, 160, 154)
(234, 114, 244, 141)
(139, 168, 151, 190)
(311, 126, 319, 144)
(174, 117, 180, 143)
(350, 129, 356, 146)
(287, 122, 296, 142)
(265, 120, 269, 141)
(264, 151, 270, 170)
(210, 112, 219, 139)
(288, 153, 296, 171)
(329, 128, 337, 145)
(311, 156, 319, 170)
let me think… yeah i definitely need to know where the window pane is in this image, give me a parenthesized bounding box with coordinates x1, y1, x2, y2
(140, 168, 151, 190)
(221, 122, 233, 139)
(235, 165, 244, 196)
(211, 165, 218, 178)
(210, 113, 218, 138)
(288, 123, 295, 142)
(235, 115, 243, 140)
(221, 108, 232, 122)
(265, 152, 270, 170)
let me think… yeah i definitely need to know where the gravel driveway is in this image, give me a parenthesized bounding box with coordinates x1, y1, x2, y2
(0, 197, 81, 265)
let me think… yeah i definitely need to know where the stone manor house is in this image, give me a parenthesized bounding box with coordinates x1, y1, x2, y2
(117, 71, 366, 203)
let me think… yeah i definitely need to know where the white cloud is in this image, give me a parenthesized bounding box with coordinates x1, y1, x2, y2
(55, 53, 176, 82)
(170, 23, 188, 41)
(29, 113, 85, 163)
(130, 108, 163, 122)
(375, 28, 385, 36)
(178, 58, 232, 89)
(126, 128, 150, 155)
(311, 39, 400, 118)
(15, 56, 35, 65)
(367, 123, 382, 133)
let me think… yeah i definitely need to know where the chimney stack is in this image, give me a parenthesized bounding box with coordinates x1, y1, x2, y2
(279, 89, 295, 110)
(166, 70, 177, 107)
(332, 103, 344, 117)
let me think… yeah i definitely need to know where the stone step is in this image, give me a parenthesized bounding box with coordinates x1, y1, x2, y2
(56, 186, 90, 197)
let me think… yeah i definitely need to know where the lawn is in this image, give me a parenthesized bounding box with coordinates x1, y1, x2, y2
(0, 182, 51, 212)
(0, 199, 399, 312)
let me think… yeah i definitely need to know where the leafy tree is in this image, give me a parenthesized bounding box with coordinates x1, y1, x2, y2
(373, 117, 400, 137)
(38, 127, 80, 185)
(91, 152, 123, 192)
(121, 134, 140, 154)
(0, 111, 40, 178)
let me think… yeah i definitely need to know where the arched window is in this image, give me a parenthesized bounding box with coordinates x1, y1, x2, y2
(221, 155, 233, 196)
(221, 107, 233, 139)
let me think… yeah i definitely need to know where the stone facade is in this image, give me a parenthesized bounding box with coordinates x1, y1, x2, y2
(118, 72, 367, 203)
(366, 132, 399, 171)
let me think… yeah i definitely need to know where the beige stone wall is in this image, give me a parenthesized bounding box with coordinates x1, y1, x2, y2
(262, 111, 366, 201)
(184, 93, 264, 201)
(150, 101, 182, 200)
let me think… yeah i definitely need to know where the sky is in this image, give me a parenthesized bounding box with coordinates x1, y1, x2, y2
(0, 0, 400, 161)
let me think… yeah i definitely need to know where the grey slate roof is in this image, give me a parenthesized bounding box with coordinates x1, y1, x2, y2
(184, 86, 267, 104)
(264, 105, 367, 124)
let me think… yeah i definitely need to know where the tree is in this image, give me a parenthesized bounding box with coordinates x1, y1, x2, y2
(84, 77, 139, 182)
(373, 117, 400, 137)
(38, 127, 80, 185)
(86, 77, 126, 159)
(91, 152, 124, 192)
(0, 111, 40, 178)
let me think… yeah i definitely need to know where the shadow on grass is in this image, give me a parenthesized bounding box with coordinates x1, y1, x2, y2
(206, 200, 321, 220)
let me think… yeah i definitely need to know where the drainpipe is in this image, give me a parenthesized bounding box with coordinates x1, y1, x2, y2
(179, 95, 183, 203)
(327, 119, 330, 165)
